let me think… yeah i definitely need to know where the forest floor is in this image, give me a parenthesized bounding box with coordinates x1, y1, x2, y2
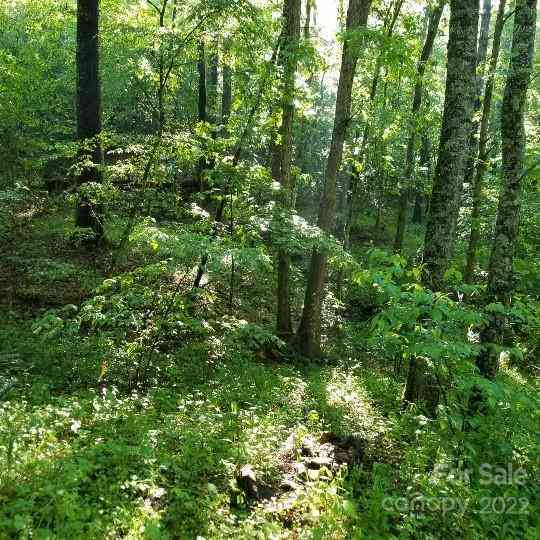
(0, 203, 538, 539)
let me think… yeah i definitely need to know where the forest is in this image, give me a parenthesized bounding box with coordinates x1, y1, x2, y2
(0, 0, 539, 538)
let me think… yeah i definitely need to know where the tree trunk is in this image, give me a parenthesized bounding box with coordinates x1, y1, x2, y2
(464, 0, 508, 282)
(292, 0, 317, 189)
(461, 0, 492, 192)
(208, 41, 219, 125)
(295, 0, 372, 358)
(393, 1, 445, 253)
(156, 0, 170, 134)
(403, 357, 440, 417)
(422, 0, 480, 291)
(304, 0, 313, 39)
(405, 0, 480, 410)
(273, 0, 302, 339)
(75, 0, 103, 238)
(196, 40, 207, 191)
(367, 0, 404, 105)
(476, 0, 537, 380)
(197, 40, 207, 124)
(412, 134, 432, 224)
(221, 53, 232, 136)
(411, 193, 423, 225)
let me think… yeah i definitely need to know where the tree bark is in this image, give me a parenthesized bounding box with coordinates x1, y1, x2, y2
(403, 357, 440, 417)
(273, 0, 302, 339)
(292, 0, 317, 187)
(197, 40, 207, 124)
(75, 0, 103, 238)
(405, 0, 479, 411)
(461, 0, 492, 192)
(295, 0, 372, 358)
(208, 41, 219, 124)
(477, 0, 537, 380)
(422, 0, 480, 291)
(464, 0, 508, 282)
(412, 134, 432, 224)
(393, 1, 445, 253)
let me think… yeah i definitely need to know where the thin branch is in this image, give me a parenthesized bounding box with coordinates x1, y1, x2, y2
(161, 9, 220, 90)
(502, 8, 515, 25)
(159, 0, 169, 27)
(146, 0, 161, 13)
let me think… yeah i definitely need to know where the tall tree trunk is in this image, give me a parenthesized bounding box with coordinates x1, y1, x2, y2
(292, 0, 317, 186)
(196, 40, 207, 190)
(274, 0, 302, 339)
(197, 40, 207, 124)
(206, 40, 220, 176)
(461, 0, 492, 191)
(304, 0, 313, 39)
(156, 0, 170, 134)
(208, 41, 219, 125)
(221, 51, 232, 136)
(422, 0, 480, 291)
(393, 0, 445, 253)
(476, 0, 537, 380)
(295, 0, 372, 359)
(405, 0, 480, 412)
(464, 0, 508, 282)
(75, 0, 103, 238)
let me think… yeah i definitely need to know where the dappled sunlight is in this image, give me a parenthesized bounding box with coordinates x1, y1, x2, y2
(1, 0, 539, 537)
(323, 368, 389, 440)
(499, 364, 539, 392)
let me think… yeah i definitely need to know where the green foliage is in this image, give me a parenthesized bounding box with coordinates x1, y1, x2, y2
(0, 0, 539, 539)
(0, 184, 35, 239)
